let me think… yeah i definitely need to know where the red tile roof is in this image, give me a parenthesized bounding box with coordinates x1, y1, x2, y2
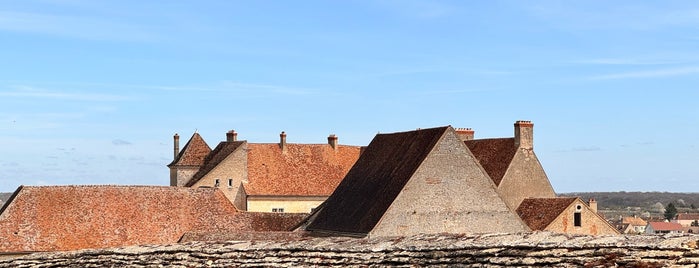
(185, 141, 245, 187)
(245, 143, 361, 196)
(464, 138, 517, 186)
(622, 216, 648, 226)
(516, 197, 577, 231)
(168, 133, 211, 167)
(648, 221, 683, 231)
(0, 185, 249, 252)
(307, 127, 448, 235)
(676, 213, 699, 221)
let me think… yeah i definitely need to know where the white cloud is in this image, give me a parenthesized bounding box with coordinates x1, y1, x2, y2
(0, 85, 132, 101)
(590, 67, 699, 80)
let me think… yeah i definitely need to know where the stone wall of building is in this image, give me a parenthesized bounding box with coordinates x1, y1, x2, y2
(498, 148, 556, 210)
(370, 130, 527, 237)
(3, 232, 699, 267)
(546, 199, 619, 235)
(247, 196, 326, 213)
(192, 143, 248, 208)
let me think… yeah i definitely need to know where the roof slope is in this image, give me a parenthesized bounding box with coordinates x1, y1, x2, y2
(169, 133, 211, 167)
(648, 221, 683, 231)
(677, 213, 699, 221)
(622, 216, 648, 226)
(186, 141, 246, 187)
(245, 143, 361, 196)
(516, 197, 577, 231)
(464, 138, 517, 186)
(306, 126, 448, 235)
(0, 186, 245, 252)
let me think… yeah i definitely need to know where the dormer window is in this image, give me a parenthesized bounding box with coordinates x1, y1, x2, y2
(214, 179, 220, 187)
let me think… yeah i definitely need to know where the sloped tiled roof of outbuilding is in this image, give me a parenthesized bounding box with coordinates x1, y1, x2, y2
(648, 221, 683, 231)
(0, 185, 252, 253)
(169, 133, 211, 167)
(244, 143, 361, 196)
(306, 126, 448, 235)
(622, 216, 648, 226)
(516, 197, 577, 231)
(186, 141, 246, 187)
(464, 138, 517, 186)
(676, 213, 699, 221)
(179, 212, 310, 242)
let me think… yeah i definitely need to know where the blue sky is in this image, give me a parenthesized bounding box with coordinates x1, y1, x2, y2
(1, 0, 698, 193)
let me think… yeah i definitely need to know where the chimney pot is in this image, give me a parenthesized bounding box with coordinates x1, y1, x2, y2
(280, 131, 287, 151)
(226, 130, 238, 142)
(514, 120, 534, 149)
(455, 127, 475, 141)
(173, 133, 180, 160)
(328, 134, 338, 149)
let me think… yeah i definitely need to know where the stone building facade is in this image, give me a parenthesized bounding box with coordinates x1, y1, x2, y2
(517, 197, 618, 235)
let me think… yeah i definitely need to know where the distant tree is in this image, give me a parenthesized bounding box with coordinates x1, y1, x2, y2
(692, 204, 697, 210)
(665, 203, 678, 221)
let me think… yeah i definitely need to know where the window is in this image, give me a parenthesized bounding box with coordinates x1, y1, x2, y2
(272, 208, 284, 213)
(214, 179, 220, 187)
(574, 212, 582, 227)
(228, 179, 233, 187)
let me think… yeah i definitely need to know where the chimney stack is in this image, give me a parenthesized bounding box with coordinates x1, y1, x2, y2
(589, 198, 598, 213)
(514, 120, 534, 149)
(455, 128, 475, 141)
(173, 133, 180, 160)
(279, 131, 287, 151)
(226, 130, 238, 142)
(328, 134, 338, 150)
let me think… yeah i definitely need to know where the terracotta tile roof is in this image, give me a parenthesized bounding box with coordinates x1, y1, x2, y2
(168, 133, 211, 167)
(648, 221, 683, 231)
(516, 197, 577, 231)
(245, 143, 361, 196)
(185, 141, 246, 187)
(0, 185, 247, 252)
(179, 212, 309, 242)
(676, 213, 699, 221)
(464, 138, 517, 186)
(306, 127, 448, 235)
(622, 216, 648, 226)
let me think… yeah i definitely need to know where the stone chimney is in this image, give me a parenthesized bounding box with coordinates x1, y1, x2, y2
(279, 131, 287, 151)
(514, 120, 534, 149)
(589, 198, 598, 213)
(328, 134, 338, 150)
(226, 130, 238, 142)
(455, 128, 475, 141)
(173, 133, 180, 160)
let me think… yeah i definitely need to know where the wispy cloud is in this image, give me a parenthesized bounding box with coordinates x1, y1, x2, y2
(376, 0, 454, 19)
(590, 67, 699, 80)
(555, 146, 602, 153)
(0, 11, 158, 42)
(112, 139, 132, 146)
(574, 58, 680, 66)
(0, 85, 132, 101)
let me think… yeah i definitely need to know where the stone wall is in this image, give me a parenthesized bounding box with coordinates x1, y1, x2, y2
(4, 232, 699, 267)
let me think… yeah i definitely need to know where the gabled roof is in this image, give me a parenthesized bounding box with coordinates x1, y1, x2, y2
(306, 126, 449, 235)
(464, 138, 517, 186)
(168, 133, 212, 167)
(648, 221, 683, 231)
(0, 185, 246, 252)
(245, 143, 361, 196)
(516, 197, 577, 231)
(185, 141, 246, 187)
(622, 216, 648, 226)
(676, 213, 699, 221)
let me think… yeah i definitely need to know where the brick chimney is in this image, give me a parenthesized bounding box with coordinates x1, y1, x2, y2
(455, 128, 475, 141)
(226, 130, 238, 142)
(589, 198, 598, 213)
(514, 120, 534, 149)
(279, 131, 287, 151)
(173, 133, 180, 160)
(328, 134, 338, 150)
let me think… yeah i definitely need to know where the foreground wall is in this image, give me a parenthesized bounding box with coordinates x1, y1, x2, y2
(4, 232, 699, 267)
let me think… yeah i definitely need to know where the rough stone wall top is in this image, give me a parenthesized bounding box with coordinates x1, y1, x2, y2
(5, 232, 699, 267)
(0, 186, 245, 252)
(244, 143, 361, 196)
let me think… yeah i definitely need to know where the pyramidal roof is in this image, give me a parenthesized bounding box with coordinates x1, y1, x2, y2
(169, 133, 212, 167)
(464, 138, 517, 186)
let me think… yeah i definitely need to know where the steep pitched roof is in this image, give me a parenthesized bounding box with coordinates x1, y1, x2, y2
(168, 133, 212, 167)
(306, 126, 449, 235)
(0, 185, 247, 252)
(516, 197, 577, 231)
(648, 221, 683, 231)
(185, 141, 246, 187)
(245, 143, 361, 196)
(464, 138, 517, 186)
